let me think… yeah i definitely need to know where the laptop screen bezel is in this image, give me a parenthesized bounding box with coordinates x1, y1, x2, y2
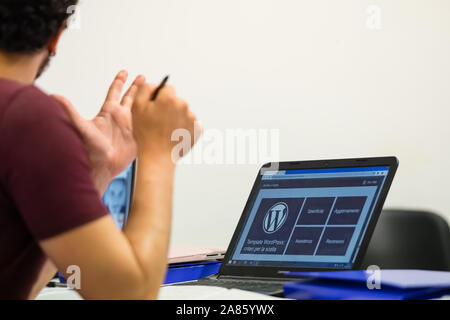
(120, 160, 136, 228)
(218, 157, 399, 279)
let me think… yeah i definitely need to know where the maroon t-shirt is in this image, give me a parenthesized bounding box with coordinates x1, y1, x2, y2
(0, 78, 108, 299)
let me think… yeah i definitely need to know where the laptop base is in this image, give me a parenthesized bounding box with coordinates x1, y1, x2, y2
(175, 275, 289, 297)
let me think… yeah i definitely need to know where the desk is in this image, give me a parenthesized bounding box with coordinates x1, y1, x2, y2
(37, 262, 283, 300)
(35, 287, 450, 300)
(37, 265, 450, 300)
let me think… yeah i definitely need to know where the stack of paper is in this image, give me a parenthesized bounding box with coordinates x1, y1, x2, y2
(169, 245, 226, 264)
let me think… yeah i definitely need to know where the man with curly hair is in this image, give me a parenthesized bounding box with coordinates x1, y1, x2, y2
(0, 1, 199, 299)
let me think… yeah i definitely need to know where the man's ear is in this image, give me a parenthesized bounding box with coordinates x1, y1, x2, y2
(47, 22, 66, 55)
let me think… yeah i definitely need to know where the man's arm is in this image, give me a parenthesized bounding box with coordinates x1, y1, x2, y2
(28, 260, 57, 300)
(29, 71, 143, 298)
(39, 82, 198, 299)
(39, 160, 174, 299)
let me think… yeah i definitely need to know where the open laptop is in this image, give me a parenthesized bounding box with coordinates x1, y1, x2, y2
(174, 157, 399, 296)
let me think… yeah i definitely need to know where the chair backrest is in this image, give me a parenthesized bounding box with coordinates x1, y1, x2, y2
(362, 209, 450, 271)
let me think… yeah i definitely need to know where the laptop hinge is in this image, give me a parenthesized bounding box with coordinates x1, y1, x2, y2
(217, 275, 287, 282)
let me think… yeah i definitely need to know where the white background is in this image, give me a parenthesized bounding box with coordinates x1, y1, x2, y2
(38, 0, 450, 248)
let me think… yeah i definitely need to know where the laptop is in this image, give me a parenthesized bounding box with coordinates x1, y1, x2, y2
(174, 157, 399, 296)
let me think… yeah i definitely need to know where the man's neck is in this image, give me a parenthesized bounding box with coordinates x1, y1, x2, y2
(0, 51, 44, 84)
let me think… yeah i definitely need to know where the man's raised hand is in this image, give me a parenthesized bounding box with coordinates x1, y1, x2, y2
(52, 70, 145, 194)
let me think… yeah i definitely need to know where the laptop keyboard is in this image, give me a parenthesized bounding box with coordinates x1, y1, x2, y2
(176, 278, 286, 295)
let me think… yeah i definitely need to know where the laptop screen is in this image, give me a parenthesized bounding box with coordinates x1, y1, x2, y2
(227, 166, 390, 269)
(102, 163, 134, 229)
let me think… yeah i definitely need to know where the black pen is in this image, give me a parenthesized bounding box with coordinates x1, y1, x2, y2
(151, 75, 170, 101)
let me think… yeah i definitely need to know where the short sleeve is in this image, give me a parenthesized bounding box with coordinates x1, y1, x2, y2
(0, 86, 109, 240)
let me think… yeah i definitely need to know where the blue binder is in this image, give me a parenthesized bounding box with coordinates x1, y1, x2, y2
(284, 270, 450, 300)
(164, 261, 222, 285)
(58, 261, 222, 286)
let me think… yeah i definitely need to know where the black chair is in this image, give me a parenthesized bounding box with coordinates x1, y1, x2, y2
(362, 209, 450, 271)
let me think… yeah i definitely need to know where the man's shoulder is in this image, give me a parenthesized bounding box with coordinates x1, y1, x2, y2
(0, 78, 25, 96)
(0, 79, 82, 161)
(0, 78, 31, 113)
(0, 80, 70, 130)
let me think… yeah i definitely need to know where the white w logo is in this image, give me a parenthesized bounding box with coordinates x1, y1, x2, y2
(263, 202, 288, 234)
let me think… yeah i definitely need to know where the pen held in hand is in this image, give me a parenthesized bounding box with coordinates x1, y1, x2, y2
(151, 75, 170, 101)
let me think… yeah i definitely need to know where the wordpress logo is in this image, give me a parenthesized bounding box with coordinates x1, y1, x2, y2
(263, 202, 288, 234)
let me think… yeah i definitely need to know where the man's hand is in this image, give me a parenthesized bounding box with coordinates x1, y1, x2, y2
(52, 70, 145, 195)
(132, 83, 199, 163)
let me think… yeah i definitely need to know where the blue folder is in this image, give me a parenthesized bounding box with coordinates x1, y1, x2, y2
(164, 261, 222, 285)
(59, 261, 222, 286)
(284, 270, 450, 300)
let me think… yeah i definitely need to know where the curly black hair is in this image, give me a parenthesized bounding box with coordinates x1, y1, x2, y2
(0, 0, 79, 53)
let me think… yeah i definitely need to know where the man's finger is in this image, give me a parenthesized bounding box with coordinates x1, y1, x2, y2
(133, 83, 159, 110)
(121, 75, 146, 107)
(133, 83, 152, 109)
(105, 70, 128, 103)
(154, 85, 176, 104)
(51, 94, 85, 127)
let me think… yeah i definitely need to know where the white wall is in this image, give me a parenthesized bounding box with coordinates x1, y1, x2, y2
(38, 0, 450, 248)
